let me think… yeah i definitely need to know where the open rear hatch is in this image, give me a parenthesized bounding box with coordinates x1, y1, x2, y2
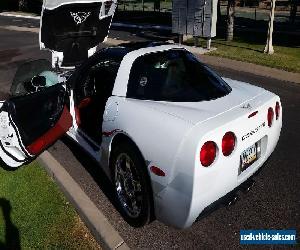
(40, 0, 117, 68)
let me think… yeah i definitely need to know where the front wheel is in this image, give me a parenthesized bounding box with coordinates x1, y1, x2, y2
(110, 141, 153, 227)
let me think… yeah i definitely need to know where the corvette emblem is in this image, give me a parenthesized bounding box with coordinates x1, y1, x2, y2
(241, 103, 252, 110)
(70, 12, 91, 25)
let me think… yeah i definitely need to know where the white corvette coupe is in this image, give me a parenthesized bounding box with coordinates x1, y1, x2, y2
(0, 0, 281, 229)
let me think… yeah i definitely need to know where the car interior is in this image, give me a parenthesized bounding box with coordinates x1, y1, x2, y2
(10, 59, 53, 97)
(127, 50, 231, 102)
(74, 58, 119, 144)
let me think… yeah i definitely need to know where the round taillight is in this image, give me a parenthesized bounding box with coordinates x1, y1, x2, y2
(267, 107, 274, 127)
(200, 141, 217, 167)
(222, 132, 236, 156)
(275, 102, 280, 120)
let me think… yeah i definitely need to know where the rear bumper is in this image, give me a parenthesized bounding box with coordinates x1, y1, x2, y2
(154, 103, 282, 229)
(195, 162, 267, 222)
(156, 143, 277, 229)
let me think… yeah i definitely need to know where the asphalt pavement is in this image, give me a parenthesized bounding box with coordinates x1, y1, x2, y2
(0, 15, 299, 249)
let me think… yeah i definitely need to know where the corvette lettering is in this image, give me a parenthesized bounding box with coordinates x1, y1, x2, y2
(242, 122, 265, 141)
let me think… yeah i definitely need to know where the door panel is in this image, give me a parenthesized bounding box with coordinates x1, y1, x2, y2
(0, 84, 72, 168)
(8, 84, 68, 147)
(26, 106, 72, 155)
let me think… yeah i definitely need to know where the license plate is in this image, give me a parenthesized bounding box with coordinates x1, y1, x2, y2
(240, 144, 257, 171)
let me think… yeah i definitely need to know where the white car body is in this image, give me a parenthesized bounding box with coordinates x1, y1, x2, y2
(0, 1, 282, 229)
(66, 45, 281, 228)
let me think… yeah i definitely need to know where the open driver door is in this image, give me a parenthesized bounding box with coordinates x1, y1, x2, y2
(0, 83, 72, 168)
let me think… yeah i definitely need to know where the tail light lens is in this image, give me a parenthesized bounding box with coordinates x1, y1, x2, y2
(150, 166, 166, 176)
(200, 141, 217, 167)
(267, 107, 274, 127)
(275, 102, 280, 120)
(222, 132, 236, 156)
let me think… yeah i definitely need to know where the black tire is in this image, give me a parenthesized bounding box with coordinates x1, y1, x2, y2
(110, 140, 153, 227)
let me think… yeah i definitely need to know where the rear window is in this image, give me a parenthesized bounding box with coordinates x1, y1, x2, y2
(127, 49, 231, 102)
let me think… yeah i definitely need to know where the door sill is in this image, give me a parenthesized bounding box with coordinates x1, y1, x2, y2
(77, 129, 101, 151)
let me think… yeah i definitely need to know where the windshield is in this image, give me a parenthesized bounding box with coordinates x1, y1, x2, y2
(127, 49, 231, 102)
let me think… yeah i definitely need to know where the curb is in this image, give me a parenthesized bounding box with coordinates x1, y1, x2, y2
(0, 24, 129, 46)
(199, 55, 300, 84)
(0, 12, 40, 20)
(1, 11, 299, 84)
(0, 12, 170, 31)
(2, 12, 298, 35)
(112, 22, 170, 31)
(0, 25, 211, 56)
(38, 151, 129, 250)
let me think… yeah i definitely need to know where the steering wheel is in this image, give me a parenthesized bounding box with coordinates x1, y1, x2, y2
(24, 75, 47, 93)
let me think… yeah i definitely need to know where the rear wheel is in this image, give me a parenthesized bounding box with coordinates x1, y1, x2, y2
(110, 141, 152, 227)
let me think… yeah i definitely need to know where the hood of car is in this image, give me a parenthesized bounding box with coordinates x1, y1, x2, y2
(40, 0, 117, 68)
(132, 79, 266, 125)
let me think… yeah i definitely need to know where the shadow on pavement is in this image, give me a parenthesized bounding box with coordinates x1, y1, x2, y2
(0, 198, 21, 250)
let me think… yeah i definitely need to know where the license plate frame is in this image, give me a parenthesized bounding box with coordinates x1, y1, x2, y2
(240, 143, 257, 172)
